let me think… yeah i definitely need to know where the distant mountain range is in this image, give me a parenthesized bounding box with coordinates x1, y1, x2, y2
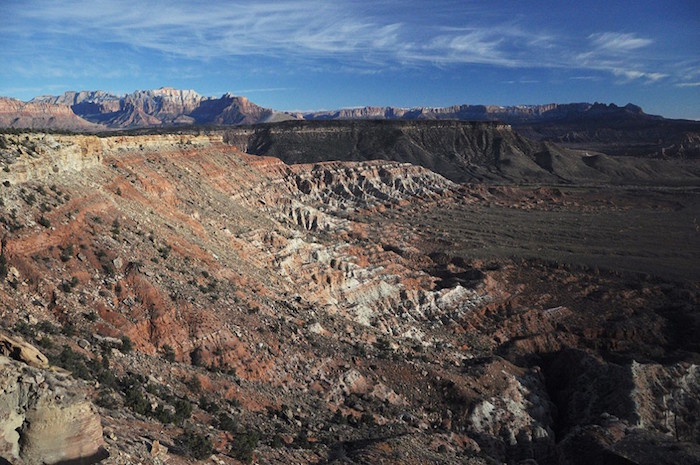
(1, 87, 698, 158)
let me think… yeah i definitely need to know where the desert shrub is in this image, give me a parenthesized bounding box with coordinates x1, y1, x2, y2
(111, 218, 120, 237)
(187, 374, 202, 393)
(60, 244, 74, 262)
(181, 429, 213, 460)
(0, 252, 7, 279)
(37, 216, 50, 228)
(96, 388, 118, 409)
(61, 321, 75, 337)
(271, 434, 284, 448)
(158, 244, 171, 259)
(162, 344, 175, 362)
(152, 404, 174, 423)
(36, 336, 53, 349)
(293, 430, 309, 449)
(173, 399, 192, 423)
(36, 320, 59, 334)
(199, 396, 219, 414)
(13, 321, 34, 337)
(120, 335, 133, 352)
(360, 412, 375, 426)
(124, 386, 150, 415)
(190, 347, 204, 366)
(52, 346, 91, 380)
(231, 430, 259, 464)
(217, 412, 237, 433)
(91, 357, 117, 389)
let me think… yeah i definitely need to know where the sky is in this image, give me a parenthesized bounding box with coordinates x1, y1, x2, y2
(1, 0, 699, 119)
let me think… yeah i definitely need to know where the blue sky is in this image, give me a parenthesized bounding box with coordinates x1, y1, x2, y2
(1, 0, 699, 119)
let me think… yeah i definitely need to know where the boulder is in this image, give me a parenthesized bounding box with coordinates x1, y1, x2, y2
(0, 348, 106, 464)
(0, 332, 49, 368)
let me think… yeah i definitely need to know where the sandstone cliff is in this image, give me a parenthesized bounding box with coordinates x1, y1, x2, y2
(0, 334, 106, 465)
(29, 88, 294, 130)
(0, 98, 101, 132)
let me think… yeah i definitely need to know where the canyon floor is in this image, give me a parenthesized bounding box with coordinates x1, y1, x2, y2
(0, 131, 698, 465)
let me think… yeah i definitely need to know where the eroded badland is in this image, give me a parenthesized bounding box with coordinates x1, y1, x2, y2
(0, 128, 698, 465)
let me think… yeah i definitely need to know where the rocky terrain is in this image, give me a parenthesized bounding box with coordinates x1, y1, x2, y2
(2, 88, 699, 160)
(25, 88, 293, 130)
(224, 120, 700, 185)
(0, 128, 698, 464)
(301, 103, 700, 160)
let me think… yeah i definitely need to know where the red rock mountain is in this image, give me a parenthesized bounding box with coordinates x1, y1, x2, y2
(0, 97, 102, 132)
(23, 87, 293, 130)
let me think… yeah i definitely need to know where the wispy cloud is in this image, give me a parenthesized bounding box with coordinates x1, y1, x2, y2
(612, 69, 667, 82)
(573, 31, 668, 83)
(0, 1, 558, 70)
(0, 0, 688, 87)
(676, 82, 700, 88)
(588, 32, 653, 52)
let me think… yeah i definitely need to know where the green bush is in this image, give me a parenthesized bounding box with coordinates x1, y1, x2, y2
(120, 335, 133, 352)
(52, 346, 91, 380)
(190, 347, 204, 366)
(0, 252, 7, 279)
(173, 399, 192, 423)
(37, 320, 59, 334)
(162, 344, 176, 362)
(188, 375, 202, 393)
(61, 321, 75, 337)
(181, 429, 213, 460)
(152, 404, 174, 424)
(37, 216, 51, 228)
(60, 244, 74, 262)
(217, 413, 237, 433)
(231, 430, 259, 464)
(199, 396, 219, 414)
(124, 387, 150, 415)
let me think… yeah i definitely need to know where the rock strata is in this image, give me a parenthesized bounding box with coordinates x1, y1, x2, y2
(0, 352, 106, 464)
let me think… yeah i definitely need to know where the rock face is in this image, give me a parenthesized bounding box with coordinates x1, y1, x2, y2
(225, 120, 700, 184)
(0, 333, 49, 368)
(301, 102, 615, 123)
(302, 102, 700, 158)
(27, 88, 293, 129)
(0, 351, 106, 464)
(0, 97, 102, 132)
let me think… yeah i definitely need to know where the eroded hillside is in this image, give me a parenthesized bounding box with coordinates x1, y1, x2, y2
(225, 120, 700, 185)
(0, 132, 698, 464)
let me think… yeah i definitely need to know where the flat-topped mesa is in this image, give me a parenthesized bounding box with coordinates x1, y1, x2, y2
(224, 119, 544, 184)
(302, 102, 650, 124)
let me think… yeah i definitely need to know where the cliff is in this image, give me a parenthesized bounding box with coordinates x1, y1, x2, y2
(224, 120, 700, 185)
(0, 333, 106, 465)
(0, 98, 102, 132)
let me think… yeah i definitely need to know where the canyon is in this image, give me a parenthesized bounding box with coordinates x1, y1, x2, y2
(0, 123, 698, 464)
(2, 88, 699, 161)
